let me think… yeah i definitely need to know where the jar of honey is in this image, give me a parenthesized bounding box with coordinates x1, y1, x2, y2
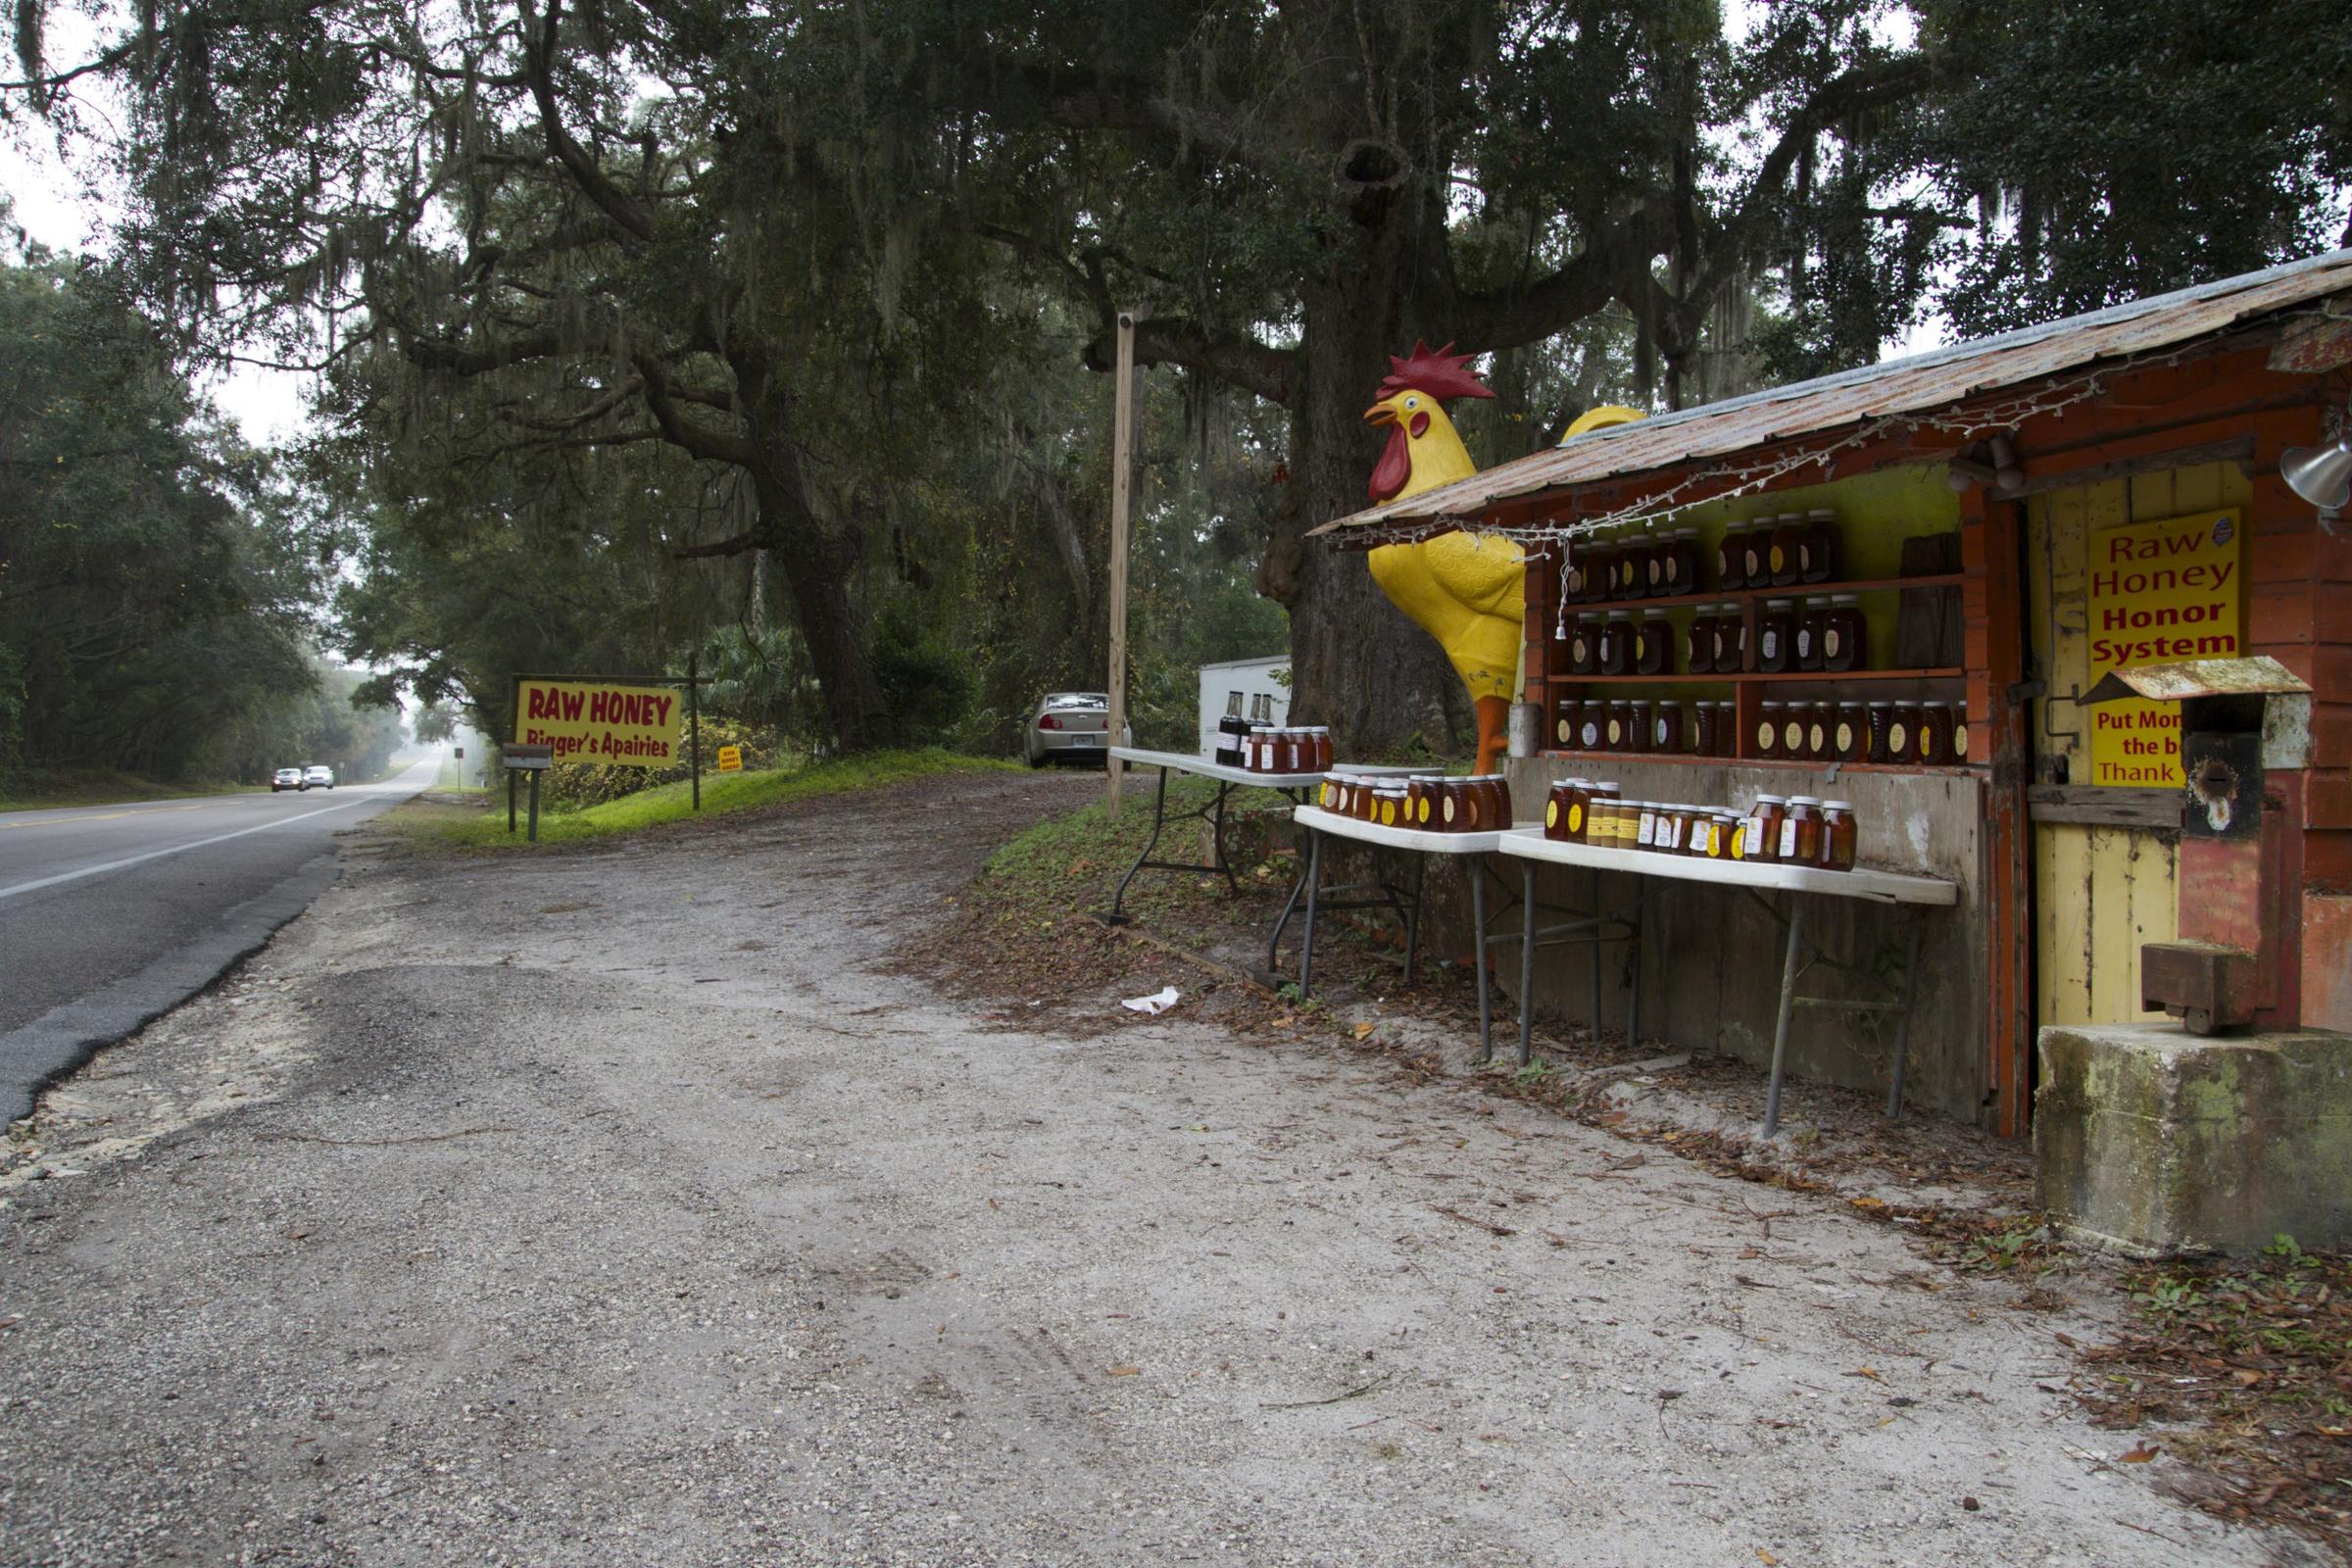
(1568, 613, 1600, 674)
(1740, 795, 1787, 863)
(1652, 702, 1686, 755)
(1577, 704, 1605, 753)
(1544, 779, 1575, 840)
(1741, 519, 1774, 586)
(1780, 704, 1807, 760)
(1628, 701, 1654, 754)
(1755, 701, 1787, 760)
(1598, 612, 1634, 675)
(1866, 702, 1895, 764)
(1480, 775, 1514, 828)
(1950, 702, 1972, 762)
(1821, 594, 1864, 671)
(1634, 801, 1660, 852)
(1563, 547, 1595, 604)
(1715, 527, 1746, 590)
(1246, 721, 1274, 771)
(1803, 701, 1833, 760)
(1586, 782, 1621, 843)
(1800, 510, 1838, 583)
(1404, 774, 1439, 827)
(1310, 727, 1334, 769)
(1886, 703, 1923, 765)
(1713, 606, 1746, 671)
(1794, 598, 1826, 671)
(1819, 800, 1857, 871)
(1711, 700, 1737, 756)
(1918, 702, 1954, 765)
(1833, 702, 1866, 761)
(1693, 701, 1721, 757)
(1708, 811, 1740, 859)
(1636, 609, 1672, 675)
(1553, 695, 1582, 750)
(1779, 795, 1822, 864)
(1686, 607, 1716, 673)
(1768, 515, 1805, 586)
(1611, 540, 1643, 600)
(1603, 702, 1629, 753)
(1755, 599, 1796, 671)
(1657, 529, 1698, 596)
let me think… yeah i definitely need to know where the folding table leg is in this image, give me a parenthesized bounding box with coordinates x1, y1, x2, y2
(1108, 765, 1172, 920)
(1401, 854, 1427, 983)
(1517, 862, 1538, 1068)
(1298, 828, 1325, 999)
(1209, 781, 1240, 893)
(1626, 893, 1642, 1052)
(1589, 868, 1604, 1040)
(1761, 899, 1807, 1139)
(1470, 861, 1492, 1063)
(1885, 912, 1926, 1118)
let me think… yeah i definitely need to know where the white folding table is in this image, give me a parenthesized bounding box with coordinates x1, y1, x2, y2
(1495, 830, 1957, 1137)
(1103, 749, 1420, 946)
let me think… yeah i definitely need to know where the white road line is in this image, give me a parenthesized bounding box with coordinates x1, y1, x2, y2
(0, 798, 377, 903)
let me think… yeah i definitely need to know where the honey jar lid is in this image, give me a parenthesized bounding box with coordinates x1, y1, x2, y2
(1787, 795, 1821, 806)
(1752, 793, 1787, 804)
(1821, 800, 1854, 810)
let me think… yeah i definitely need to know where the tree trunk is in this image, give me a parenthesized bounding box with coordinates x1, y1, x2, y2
(746, 471, 896, 753)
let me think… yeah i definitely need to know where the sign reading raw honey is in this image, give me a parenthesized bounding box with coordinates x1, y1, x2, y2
(513, 679, 682, 766)
(2086, 509, 2241, 787)
(715, 745, 743, 773)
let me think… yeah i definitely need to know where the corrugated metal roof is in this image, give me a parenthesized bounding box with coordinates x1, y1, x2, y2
(1319, 248, 2352, 534)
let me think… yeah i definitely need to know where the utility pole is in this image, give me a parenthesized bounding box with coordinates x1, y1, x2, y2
(1104, 309, 1138, 818)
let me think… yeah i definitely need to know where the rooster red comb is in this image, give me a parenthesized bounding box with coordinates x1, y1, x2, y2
(1376, 340, 1495, 404)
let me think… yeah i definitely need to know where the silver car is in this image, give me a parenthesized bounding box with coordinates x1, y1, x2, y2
(1023, 692, 1132, 766)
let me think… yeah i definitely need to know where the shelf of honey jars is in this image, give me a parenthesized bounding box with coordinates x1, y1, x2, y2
(1538, 680, 1978, 772)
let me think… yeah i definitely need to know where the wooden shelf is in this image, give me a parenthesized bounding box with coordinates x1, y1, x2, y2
(1540, 750, 1984, 778)
(1558, 572, 1965, 614)
(1549, 667, 1964, 685)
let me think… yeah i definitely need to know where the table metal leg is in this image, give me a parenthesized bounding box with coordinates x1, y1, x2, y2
(1626, 896, 1642, 1052)
(1108, 765, 1173, 921)
(1402, 854, 1427, 983)
(1470, 861, 1492, 1063)
(1761, 899, 1808, 1140)
(1589, 869, 1604, 1039)
(1517, 863, 1538, 1068)
(1209, 781, 1240, 893)
(1298, 829, 1325, 999)
(1885, 913, 1927, 1118)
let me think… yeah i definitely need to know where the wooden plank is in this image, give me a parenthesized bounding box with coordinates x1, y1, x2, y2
(2028, 786, 2184, 830)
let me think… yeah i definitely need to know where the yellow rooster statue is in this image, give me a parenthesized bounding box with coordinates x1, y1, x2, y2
(1362, 342, 1643, 774)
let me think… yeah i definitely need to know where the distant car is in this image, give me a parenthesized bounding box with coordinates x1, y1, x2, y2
(1023, 692, 1132, 767)
(271, 767, 305, 792)
(302, 764, 335, 790)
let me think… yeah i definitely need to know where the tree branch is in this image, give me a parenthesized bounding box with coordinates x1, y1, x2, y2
(515, 0, 657, 243)
(634, 353, 754, 467)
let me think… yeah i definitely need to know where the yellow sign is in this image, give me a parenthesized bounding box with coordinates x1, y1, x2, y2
(513, 679, 682, 766)
(2086, 509, 2241, 787)
(716, 745, 743, 773)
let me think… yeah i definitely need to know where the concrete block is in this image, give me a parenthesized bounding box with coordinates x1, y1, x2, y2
(2035, 1024, 2352, 1254)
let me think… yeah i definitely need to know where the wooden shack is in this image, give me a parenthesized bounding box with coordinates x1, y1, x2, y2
(1317, 251, 2352, 1134)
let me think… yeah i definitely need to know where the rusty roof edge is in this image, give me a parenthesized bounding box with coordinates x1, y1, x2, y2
(1318, 247, 2352, 534)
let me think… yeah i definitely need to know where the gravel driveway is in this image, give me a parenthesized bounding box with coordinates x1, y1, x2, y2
(0, 771, 2284, 1566)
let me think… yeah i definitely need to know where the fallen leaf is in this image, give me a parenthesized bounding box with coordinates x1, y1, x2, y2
(1593, 1111, 1628, 1128)
(2230, 1369, 2262, 1388)
(1109, 1364, 1140, 1377)
(1603, 1153, 1645, 1171)
(285, 1228, 312, 1241)
(2120, 1444, 2159, 1463)
(1757, 1549, 1779, 1566)
(2053, 1330, 2078, 1348)
(1845, 1366, 1883, 1381)
(1849, 1196, 1886, 1211)
(1351, 1022, 1375, 1041)
(987, 1198, 1001, 1211)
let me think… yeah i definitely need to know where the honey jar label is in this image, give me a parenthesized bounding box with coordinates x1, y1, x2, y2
(1795, 629, 1811, 658)
(1760, 630, 1778, 660)
(1779, 819, 1798, 859)
(1557, 718, 1572, 743)
(1889, 722, 1908, 753)
(1380, 801, 1396, 826)
(1653, 720, 1670, 748)
(1824, 629, 1840, 659)
(1756, 721, 1774, 750)
(1581, 722, 1601, 748)
(1637, 812, 1656, 846)
(1443, 796, 1456, 823)
(1633, 634, 1645, 660)
(1417, 799, 1431, 824)
(1808, 724, 1826, 754)
(1769, 545, 1785, 571)
(1546, 801, 1559, 829)
(1955, 723, 1970, 757)
(1836, 722, 1854, 753)
(1730, 824, 1747, 860)
(1607, 719, 1623, 746)
(1568, 804, 1584, 834)
(1784, 722, 1803, 753)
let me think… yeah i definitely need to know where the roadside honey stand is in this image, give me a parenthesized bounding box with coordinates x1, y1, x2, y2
(1316, 253, 2352, 1252)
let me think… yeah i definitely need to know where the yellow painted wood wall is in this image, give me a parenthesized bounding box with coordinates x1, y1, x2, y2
(2026, 462, 2247, 1026)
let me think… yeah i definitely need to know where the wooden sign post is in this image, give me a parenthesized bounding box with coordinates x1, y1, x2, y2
(1105, 309, 1138, 818)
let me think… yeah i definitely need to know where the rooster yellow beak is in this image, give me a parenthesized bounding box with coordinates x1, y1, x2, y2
(1364, 401, 1398, 426)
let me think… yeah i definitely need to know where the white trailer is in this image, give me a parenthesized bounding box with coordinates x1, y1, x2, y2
(1196, 655, 1291, 758)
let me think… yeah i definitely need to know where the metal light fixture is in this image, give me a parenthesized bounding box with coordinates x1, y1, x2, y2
(2281, 433, 2352, 511)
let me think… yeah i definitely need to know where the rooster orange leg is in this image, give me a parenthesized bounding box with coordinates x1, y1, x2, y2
(1473, 696, 1511, 778)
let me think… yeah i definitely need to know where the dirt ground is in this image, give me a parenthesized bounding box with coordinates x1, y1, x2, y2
(0, 770, 2316, 1565)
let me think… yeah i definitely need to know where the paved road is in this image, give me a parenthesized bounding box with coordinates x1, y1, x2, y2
(0, 757, 439, 1120)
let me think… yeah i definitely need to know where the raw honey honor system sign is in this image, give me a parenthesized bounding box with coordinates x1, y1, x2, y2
(716, 745, 743, 772)
(514, 679, 683, 765)
(2087, 509, 2241, 786)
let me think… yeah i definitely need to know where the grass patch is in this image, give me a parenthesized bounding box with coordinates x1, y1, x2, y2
(380, 748, 1016, 851)
(0, 769, 265, 812)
